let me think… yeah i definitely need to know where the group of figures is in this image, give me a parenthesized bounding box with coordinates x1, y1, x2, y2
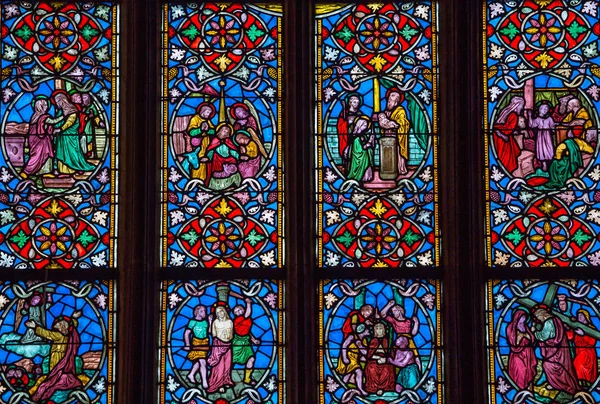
(335, 88, 419, 184)
(321, 279, 441, 404)
(183, 296, 260, 392)
(492, 280, 600, 403)
(334, 300, 422, 396)
(492, 91, 597, 189)
(0, 281, 111, 404)
(6, 89, 105, 183)
(177, 99, 268, 192)
(161, 280, 283, 404)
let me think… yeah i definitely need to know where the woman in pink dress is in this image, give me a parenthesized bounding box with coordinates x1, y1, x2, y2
(22, 97, 54, 177)
(506, 308, 537, 390)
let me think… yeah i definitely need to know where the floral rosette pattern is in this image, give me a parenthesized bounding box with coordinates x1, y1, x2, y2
(319, 279, 442, 404)
(1, 2, 119, 270)
(316, 2, 439, 269)
(162, 3, 283, 269)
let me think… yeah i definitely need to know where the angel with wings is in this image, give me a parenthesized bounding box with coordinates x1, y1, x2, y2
(229, 102, 268, 180)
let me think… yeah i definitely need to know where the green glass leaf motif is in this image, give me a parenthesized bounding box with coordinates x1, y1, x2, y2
(80, 24, 100, 42)
(505, 228, 524, 245)
(77, 229, 97, 248)
(336, 230, 355, 248)
(14, 25, 34, 41)
(572, 229, 592, 247)
(246, 229, 265, 247)
(246, 24, 265, 42)
(181, 229, 200, 247)
(10, 230, 29, 249)
(335, 26, 354, 44)
(400, 25, 419, 41)
(567, 21, 587, 40)
(499, 23, 519, 40)
(402, 229, 421, 247)
(181, 25, 201, 41)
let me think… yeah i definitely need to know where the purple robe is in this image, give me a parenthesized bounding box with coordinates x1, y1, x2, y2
(529, 116, 556, 161)
(507, 310, 537, 390)
(538, 317, 579, 394)
(23, 114, 54, 175)
(32, 328, 82, 401)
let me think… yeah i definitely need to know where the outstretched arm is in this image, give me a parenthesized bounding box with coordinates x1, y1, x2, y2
(411, 316, 420, 336)
(244, 298, 252, 318)
(380, 300, 395, 318)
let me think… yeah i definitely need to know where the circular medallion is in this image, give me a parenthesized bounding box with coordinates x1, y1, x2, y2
(521, 10, 565, 51)
(202, 12, 244, 50)
(357, 219, 399, 258)
(525, 218, 568, 259)
(356, 15, 398, 53)
(201, 219, 243, 258)
(35, 13, 79, 53)
(32, 219, 74, 258)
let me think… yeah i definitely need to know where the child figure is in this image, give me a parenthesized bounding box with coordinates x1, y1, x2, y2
(235, 131, 260, 179)
(527, 102, 557, 171)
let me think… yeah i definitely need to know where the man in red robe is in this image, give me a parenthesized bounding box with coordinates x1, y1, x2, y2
(493, 96, 525, 174)
(364, 322, 395, 394)
(337, 94, 363, 171)
(567, 309, 598, 385)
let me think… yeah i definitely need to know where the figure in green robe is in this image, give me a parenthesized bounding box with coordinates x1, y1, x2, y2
(347, 117, 374, 183)
(546, 137, 594, 188)
(51, 92, 96, 174)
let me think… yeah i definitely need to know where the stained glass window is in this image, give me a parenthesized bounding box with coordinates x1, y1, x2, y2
(0, 280, 115, 403)
(158, 3, 285, 403)
(315, 3, 442, 403)
(484, 0, 600, 267)
(1, 1, 119, 271)
(484, 0, 600, 402)
(161, 2, 284, 269)
(315, 2, 439, 269)
(319, 279, 443, 403)
(487, 279, 600, 403)
(0, 2, 119, 402)
(158, 279, 284, 403)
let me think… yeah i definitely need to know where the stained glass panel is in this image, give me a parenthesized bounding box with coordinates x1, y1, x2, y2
(315, 3, 439, 268)
(0, 1, 119, 270)
(158, 279, 285, 404)
(319, 279, 443, 403)
(161, 3, 284, 269)
(0, 280, 115, 403)
(486, 279, 600, 403)
(484, 0, 600, 266)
